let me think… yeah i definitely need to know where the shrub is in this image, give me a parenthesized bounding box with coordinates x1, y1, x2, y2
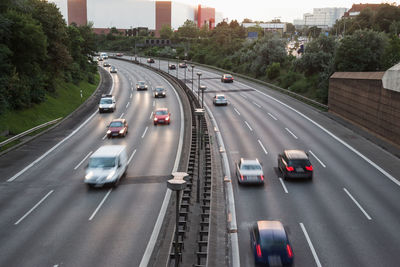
(266, 62, 281, 80)
(279, 71, 304, 89)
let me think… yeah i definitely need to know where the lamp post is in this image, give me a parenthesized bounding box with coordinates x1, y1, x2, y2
(167, 172, 188, 267)
(184, 60, 187, 83)
(194, 109, 204, 203)
(197, 72, 202, 103)
(176, 56, 179, 78)
(168, 59, 170, 74)
(191, 65, 195, 92)
(200, 85, 206, 108)
(159, 58, 161, 70)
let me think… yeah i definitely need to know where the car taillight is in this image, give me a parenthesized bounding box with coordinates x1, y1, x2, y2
(305, 165, 313, 171)
(260, 175, 264, 181)
(286, 244, 293, 258)
(240, 175, 244, 181)
(286, 166, 294, 172)
(256, 244, 262, 258)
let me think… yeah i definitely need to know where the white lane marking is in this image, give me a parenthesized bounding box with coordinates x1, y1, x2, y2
(127, 149, 137, 165)
(74, 151, 93, 170)
(257, 139, 268, 154)
(285, 127, 298, 139)
(126, 102, 130, 108)
(149, 111, 153, 120)
(244, 121, 253, 131)
(233, 108, 241, 116)
(279, 178, 288, 193)
(253, 101, 261, 108)
(130, 93, 132, 98)
(88, 189, 112, 221)
(15, 190, 54, 225)
(139, 70, 185, 267)
(102, 134, 107, 140)
(300, 223, 322, 267)
(141, 126, 149, 138)
(343, 188, 372, 220)
(119, 113, 124, 119)
(268, 112, 278, 120)
(240, 93, 247, 99)
(252, 89, 400, 187)
(308, 150, 326, 168)
(152, 100, 155, 107)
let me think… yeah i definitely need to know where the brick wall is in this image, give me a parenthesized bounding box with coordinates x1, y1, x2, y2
(155, 1, 171, 37)
(68, 0, 87, 26)
(329, 72, 400, 147)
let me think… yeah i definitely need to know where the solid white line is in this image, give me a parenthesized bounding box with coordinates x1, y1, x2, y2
(88, 189, 112, 221)
(253, 101, 261, 108)
(141, 126, 148, 138)
(130, 93, 132, 99)
(308, 150, 326, 168)
(74, 151, 93, 170)
(233, 108, 241, 116)
(285, 127, 298, 139)
(300, 223, 322, 267)
(119, 113, 124, 119)
(149, 111, 153, 120)
(268, 112, 278, 120)
(257, 139, 268, 154)
(127, 149, 137, 165)
(279, 178, 288, 193)
(343, 188, 372, 220)
(126, 102, 130, 108)
(244, 121, 253, 131)
(252, 89, 400, 187)
(15, 190, 54, 225)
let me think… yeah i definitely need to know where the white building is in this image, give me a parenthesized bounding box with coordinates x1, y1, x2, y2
(293, 7, 348, 29)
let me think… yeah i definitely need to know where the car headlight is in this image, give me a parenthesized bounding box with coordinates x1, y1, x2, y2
(155, 92, 158, 95)
(154, 117, 158, 121)
(107, 171, 116, 180)
(166, 116, 170, 121)
(119, 129, 124, 134)
(107, 130, 111, 134)
(85, 172, 93, 180)
(162, 92, 165, 95)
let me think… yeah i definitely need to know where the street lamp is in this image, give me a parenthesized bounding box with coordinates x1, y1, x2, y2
(168, 59, 170, 74)
(194, 109, 204, 203)
(159, 58, 161, 70)
(184, 60, 187, 83)
(191, 65, 195, 92)
(176, 56, 179, 78)
(167, 172, 188, 267)
(200, 85, 206, 108)
(197, 72, 202, 103)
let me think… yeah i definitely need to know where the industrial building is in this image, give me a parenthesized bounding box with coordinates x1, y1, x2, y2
(49, 0, 222, 36)
(293, 7, 348, 29)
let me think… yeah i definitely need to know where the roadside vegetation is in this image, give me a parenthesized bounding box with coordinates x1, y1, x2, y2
(97, 4, 400, 105)
(0, 0, 98, 136)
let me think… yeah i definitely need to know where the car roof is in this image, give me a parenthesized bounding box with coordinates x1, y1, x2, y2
(156, 108, 168, 111)
(110, 118, 125, 123)
(138, 81, 145, 83)
(92, 145, 126, 157)
(256, 220, 287, 241)
(215, 94, 225, 97)
(284, 150, 308, 160)
(240, 158, 260, 165)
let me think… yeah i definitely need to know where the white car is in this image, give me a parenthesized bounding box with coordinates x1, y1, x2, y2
(236, 158, 264, 185)
(213, 94, 228, 106)
(99, 94, 116, 113)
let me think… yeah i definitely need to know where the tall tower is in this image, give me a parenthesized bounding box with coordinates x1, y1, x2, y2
(156, 1, 172, 37)
(68, 0, 87, 25)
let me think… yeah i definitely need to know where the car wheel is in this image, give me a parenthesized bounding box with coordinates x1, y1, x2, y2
(154, 122, 157, 126)
(86, 184, 93, 190)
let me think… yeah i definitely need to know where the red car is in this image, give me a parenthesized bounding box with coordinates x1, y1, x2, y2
(107, 119, 128, 138)
(221, 74, 234, 83)
(116, 53, 123, 57)
(153, 108, 171, 125)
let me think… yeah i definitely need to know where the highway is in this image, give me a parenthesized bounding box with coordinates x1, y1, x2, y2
(0, 59, 184, 267)
(142, 57, 400, 266)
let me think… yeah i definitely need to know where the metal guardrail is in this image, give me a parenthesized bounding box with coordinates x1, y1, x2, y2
(0, 117, 62, 149)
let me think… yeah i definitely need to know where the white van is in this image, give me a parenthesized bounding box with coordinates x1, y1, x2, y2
(100, 52, 108, 59)
(85, 145, 128, 187)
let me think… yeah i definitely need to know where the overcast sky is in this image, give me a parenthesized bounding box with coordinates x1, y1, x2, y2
(180, 0, 395, 22)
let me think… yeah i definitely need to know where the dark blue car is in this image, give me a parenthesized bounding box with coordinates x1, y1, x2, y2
(251, 221, 294, 266)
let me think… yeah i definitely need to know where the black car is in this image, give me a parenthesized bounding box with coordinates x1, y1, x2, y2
(154, 86, 166, 98)
(147, 58, 155, 63)
(168, 64, 176, 70)
(278, 150, 313, 179)
(251, 221, 294, 266)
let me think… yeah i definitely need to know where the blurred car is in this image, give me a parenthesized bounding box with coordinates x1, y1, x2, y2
(107, 119, 128, 138)
(154, 86, 166, 98)
(98, 56, 103, 61)
(99, 94, 116, 113)
(236, 158, 264, 185)
(278, 150, 313, 180)
(168, 64, 176, 70)
(153, 108, 170, 125)
(110, 66, 117, 73)
(213, 94, 227, 106)
(221, 74, 234, 83)
(136, 81, 148, 91)
(147, 58, 155, 63)
(103, 62, 111, 67)
(250, 221, 294, 266)
(178, 62, 187, 68)
(116, 53, 123, 57)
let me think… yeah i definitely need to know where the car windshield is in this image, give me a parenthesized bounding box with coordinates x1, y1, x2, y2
(100, 98, 112, 104)
(288, 159, 311, 166)
(225, 75, 232, 78)
(110, 121, 123, 127)
(156, 110, 168, 115)
(156, 87, 164, 92)
(217, 96, 225, 99)
(138, 81, 145, 85)
(88, 157, 115, 168)
(241, 164, 261, 170)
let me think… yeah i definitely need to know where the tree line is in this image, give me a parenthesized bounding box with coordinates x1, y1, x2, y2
(0, 0, 97, 114)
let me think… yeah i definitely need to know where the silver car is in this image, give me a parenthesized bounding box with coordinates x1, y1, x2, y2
(236, 158, 264, 185)
(136, 81, 148, 90)
(99, 94, 116, 113)
(213, 94, 228, 106)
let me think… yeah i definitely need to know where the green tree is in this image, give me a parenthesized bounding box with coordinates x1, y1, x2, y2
(382, 35, 400, 69)
(373, 4, 400, 33)
(266, 62, 280, 80)
(159, 24, 173, 39)
(177, 20, 198, 38)
(286, 23, 295, 34)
